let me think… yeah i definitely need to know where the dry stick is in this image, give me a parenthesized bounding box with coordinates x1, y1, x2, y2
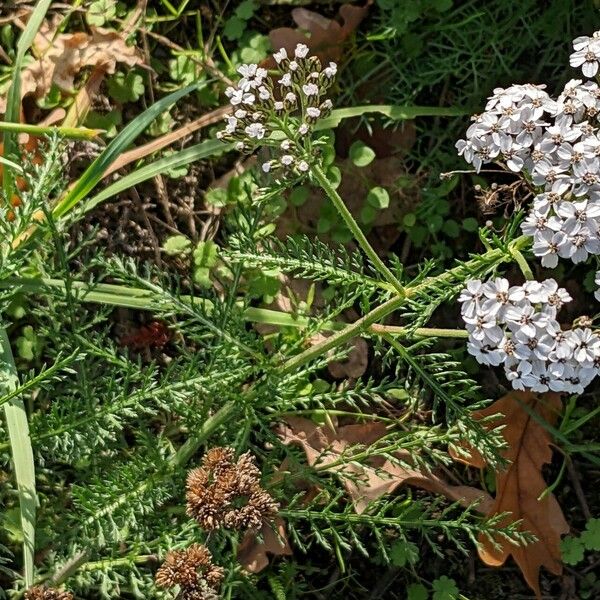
(564, 455, 592, 520)
(130, 24, 234, 87)
(130, 187, 163, 267)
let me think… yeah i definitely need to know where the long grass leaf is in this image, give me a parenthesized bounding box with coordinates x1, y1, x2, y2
(80, 104, 463, 214)
(52, 83, 201, 219)
(0, 326, 37, 587)
(81, 138, 225, 213)
(2, 0, 52, 200)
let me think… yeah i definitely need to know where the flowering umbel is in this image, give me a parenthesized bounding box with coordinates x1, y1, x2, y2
(155, 544, 224, 600)
(460, 277, 600, 394)
(456, 30, 600, 269)
(24, 587, 73, 600)
(217, 44, 336, 178)
(186, 447, 279, 531)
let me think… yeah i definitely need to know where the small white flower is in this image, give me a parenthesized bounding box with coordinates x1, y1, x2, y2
(285, 92, 297, 104)
(274, 48, 288, 63)
(467, 340, 504, 366)
(306, 107, 321, 118)
(237, 63, 257, 79)
(258, 86, 270, 101)
(281, 140, 291, 151)
(289, 60, 299, 72)
(302, 83, 319, 97)
(463, 312, 503, 344)
(262, 162, 271, 173)
(570, 42, 600, 77)
(234, 141, 245, 151)
(234, 109, 247, 119)
(274, 101, 284, 112)
(324, 62, 337, 78)
(532, 230, 567, 268)
(225, 116, 238, 134)
(244, 123, 266, 139)
(279, 73, 292, 87)
(458, 279, 484, 318)
(570, 328, 600, 364)
(297, 160, 310, 172)
(294, 43, 310, 58)
(281, 155, 294, 166)
(298, 123, 310, 135)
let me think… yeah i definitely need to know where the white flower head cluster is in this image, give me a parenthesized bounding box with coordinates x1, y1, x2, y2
(460, 277, 600, 394)
(456, 30, 600, 268)
(217, 43, 336, 178)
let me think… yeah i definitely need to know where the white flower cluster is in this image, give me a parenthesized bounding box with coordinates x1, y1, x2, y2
(217, 43, 336, 178)
(460, 277, 600, 394)
(456, 31, 600, 268)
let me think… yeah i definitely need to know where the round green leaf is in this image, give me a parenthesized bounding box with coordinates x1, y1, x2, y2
(366, 186, 390, 209)
(349, 141, 376, 167)
(290, 186, 310, 207)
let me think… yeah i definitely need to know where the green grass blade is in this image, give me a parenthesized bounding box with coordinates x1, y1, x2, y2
(0, 326, 37, 587)
(317, 105, 468, 130)
(80, 104, 463, 214)
(81, 138, 226, 214)
(3, 0, 52, 201)
(52, 83, 201, 219)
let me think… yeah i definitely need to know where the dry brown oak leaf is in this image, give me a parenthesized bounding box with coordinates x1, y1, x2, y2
(268, 2, 371, 64)
(278, 416, 492, 514)
(0, 20, 143, 113)
(237, 517, 292, 573)
(451, 391, 568, 599)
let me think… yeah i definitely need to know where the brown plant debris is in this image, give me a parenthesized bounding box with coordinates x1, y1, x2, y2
(186, 447, 279, 531)
(451, 390, 568, 599)
(0, 19, 144, 113)
(237, 516, 293, 574)
(268, 2, 371, 64)
(155, 544, 224, 600)
(24, 587, 73, 600)
(277, 417, 493, 514)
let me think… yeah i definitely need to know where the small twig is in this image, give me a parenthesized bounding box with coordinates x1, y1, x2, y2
(130, 187, 162, 267)
(564, 455, 592, 520)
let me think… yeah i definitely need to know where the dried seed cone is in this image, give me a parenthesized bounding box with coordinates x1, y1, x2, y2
(155, 544, 224, 596)
(24, 587, 73, 600)
(186, 447, 279, 531)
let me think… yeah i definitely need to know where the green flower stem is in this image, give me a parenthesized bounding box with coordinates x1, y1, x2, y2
(0, 121, 103, 140)
(510, 246, 534, 280)
(370, 324, 469, 338)
(280, 294, 406, 375)
(0, 325, 36, 587)
(78, 554, 157, 572)
(310, 163, 406, 297)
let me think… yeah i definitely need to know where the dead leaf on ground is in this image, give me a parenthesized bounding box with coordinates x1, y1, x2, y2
(268, 2, 372, 64)
(277, 416, 493, 514)
(0, 19, 144, 113)
(450, 391, 567, 599)
(237, 517, 292, 573)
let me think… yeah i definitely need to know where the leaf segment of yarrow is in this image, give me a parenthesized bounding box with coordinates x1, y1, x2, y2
(42, 234, 530, 585)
